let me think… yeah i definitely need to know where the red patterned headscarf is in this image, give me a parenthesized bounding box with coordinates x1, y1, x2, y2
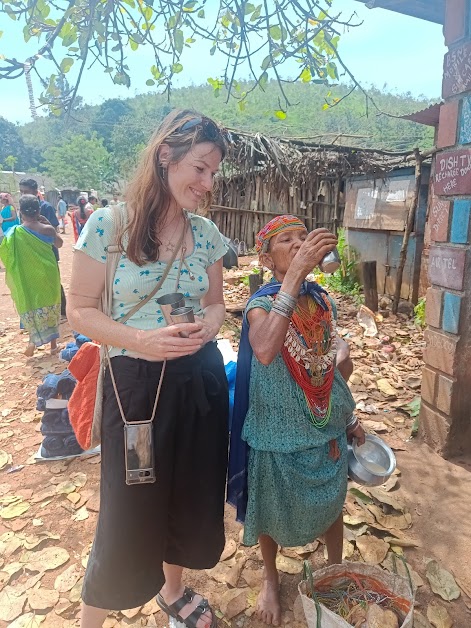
(255, 215, 306, 253)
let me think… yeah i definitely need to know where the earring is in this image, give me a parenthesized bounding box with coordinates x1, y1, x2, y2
(159, 164, 166, 178)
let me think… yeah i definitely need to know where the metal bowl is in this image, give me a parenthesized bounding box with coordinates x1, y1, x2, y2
(347, 434, 396, 487)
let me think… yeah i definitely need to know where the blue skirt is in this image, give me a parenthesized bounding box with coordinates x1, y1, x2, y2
(243, 432, 348, 547)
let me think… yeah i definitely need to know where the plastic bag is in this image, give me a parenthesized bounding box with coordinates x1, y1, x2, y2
(299, 561, 415, 628)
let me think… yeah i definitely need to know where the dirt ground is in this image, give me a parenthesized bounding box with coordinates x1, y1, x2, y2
(0, 230, 470, 627)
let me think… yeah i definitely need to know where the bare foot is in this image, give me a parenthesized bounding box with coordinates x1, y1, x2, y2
(158, 586, 214, 628)
(256, 577, 281, 626)
(24, 343, 35, 357)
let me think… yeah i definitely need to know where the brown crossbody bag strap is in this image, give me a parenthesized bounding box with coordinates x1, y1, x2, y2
(104, 210, 188, 426)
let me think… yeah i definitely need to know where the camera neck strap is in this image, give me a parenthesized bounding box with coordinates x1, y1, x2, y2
(105, 211, 189, 426)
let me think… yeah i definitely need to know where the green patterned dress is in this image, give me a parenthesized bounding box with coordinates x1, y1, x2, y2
(242, 294, 356, 547)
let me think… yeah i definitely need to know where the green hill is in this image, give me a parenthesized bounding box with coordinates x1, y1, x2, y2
(9, 81, 435, 186)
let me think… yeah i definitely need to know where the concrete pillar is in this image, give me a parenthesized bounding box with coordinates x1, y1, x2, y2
(420, 0, 471, 455)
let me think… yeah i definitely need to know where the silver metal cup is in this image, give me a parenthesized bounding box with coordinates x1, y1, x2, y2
(156, 293, 185, 325)
(170, 306, 195, 337)
(318, 248, 341, 274)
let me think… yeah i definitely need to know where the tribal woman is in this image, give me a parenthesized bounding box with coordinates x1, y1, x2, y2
(228, 215, 365, 626)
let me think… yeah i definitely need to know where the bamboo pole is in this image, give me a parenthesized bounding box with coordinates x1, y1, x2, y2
(392, 149, 422, 314)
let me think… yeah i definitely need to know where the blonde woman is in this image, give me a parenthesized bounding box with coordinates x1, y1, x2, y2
(68, 110, 229, 628)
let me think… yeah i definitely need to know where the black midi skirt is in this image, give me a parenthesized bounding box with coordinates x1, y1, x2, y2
(82, 342, 229, 610)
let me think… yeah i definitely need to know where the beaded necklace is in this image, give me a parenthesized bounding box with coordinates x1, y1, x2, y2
(281, 293, 337, 427)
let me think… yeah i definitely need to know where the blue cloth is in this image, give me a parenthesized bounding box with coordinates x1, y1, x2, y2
(22, 226, 55, 245)
(1, 206, 19, 235)
(227, 279, 328, 523)
(36, 370, 77, 411)
(40, 200, 59, 261)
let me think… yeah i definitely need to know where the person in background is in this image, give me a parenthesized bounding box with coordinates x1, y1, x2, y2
(57, 194, 68, 234)
(109, 193, 120, 207)
(228, 216, 365, 626)
(0, 193, 20, 235)
(19, 178, 67, 317)
(101, 198, 108, 208)
(71, 196, 94, 242)
(0, 195, 63, 357)
(89, 195, 99, 211)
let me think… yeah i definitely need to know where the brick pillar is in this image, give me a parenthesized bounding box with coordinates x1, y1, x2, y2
(420, 0, 471, 455)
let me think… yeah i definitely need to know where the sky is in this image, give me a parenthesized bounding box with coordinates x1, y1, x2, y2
(0, 0, 446, 125)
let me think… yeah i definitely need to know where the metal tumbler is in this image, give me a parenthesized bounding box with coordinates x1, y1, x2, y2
(318, 248, 341, 274)
(170, 306, 195, 337)
(156, 293, 185, 325)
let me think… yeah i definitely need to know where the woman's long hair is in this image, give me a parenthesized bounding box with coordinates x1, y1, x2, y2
(77, 197, 87, 220)
(124, 109, 227, 266)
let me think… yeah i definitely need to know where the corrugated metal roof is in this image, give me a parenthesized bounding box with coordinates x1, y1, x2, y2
(401, 102, 442, 126)
(354, 0, 444, 25)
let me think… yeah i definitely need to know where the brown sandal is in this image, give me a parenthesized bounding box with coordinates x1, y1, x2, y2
(156, 587, 217, 627)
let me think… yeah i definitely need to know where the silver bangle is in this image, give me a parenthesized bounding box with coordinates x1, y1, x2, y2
(277, 291, 297, 309)
(272, 302, 294, 319)
(346, 414, 358, 429)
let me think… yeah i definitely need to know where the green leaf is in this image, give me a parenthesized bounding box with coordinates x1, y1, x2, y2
(0, 31, 3, 39)
(261, 55, 271, 71)
(142, 5, 153, 20)
(129, 38, 138, 51)
(269, 25, 282, 40)
(300, 67, 311, 83)
(5, 6, 17, 21)
(146, 79, 155, 86)
(251, 5, 262, 21)
(326, 61, 338, 80)
(404, 397, 421, 418)
(349, 488, 373, 504)
(238, 100, 247, 112)
(122, 0, 136, 6)
(171, 62, 183, 73)
(259, 71, 268, 88)
(174, 28, 184, 54)
(322, 103, 329, 110)
(150, 64, 161, 79)
(185, 37, 195, 44)
(244, 3, 256, 14)
(275, 110, 286, 120)
(197, 9, 205, 18)
(183, 0, 197, 10)
(60, 58, 74, 73)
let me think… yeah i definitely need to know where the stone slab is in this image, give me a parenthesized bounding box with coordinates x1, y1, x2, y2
(429, 198, 450, 242)
(425, 286, 443, 328)
(442, 291, 462, 334)
(450, 199, 471, 244)
(423, 329, 459, 376)
(443, 40, 471, 98)
(437, 101, 459, 148)
(434, 149, 471, 196)
(428, 245, 466, 290)
(459, 95, 471, 144)
(444, 0, 466, 46)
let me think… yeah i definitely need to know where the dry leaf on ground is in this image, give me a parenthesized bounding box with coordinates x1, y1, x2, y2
(0, 500, 30, 519)
(28, 586, 60, 610)
(427, 602, 453, 628)
(356, 535, 389, 564)
(54, 563, 82, 592)
(72, 506, 89, 521)
(25, 546, 70, 572)
(0, 587, 27, 621)
(414, 611, 433, 627)
(219, 587, 249, 619)
(376, 378, 398, 397)
(425, 559, 461, 601)
(7, 612, 46, 628)
(220, 538, 237, 561)
(275, 554, 303, 574)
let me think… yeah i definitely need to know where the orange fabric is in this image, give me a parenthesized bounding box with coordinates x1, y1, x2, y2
(68, 342, 100, 450)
